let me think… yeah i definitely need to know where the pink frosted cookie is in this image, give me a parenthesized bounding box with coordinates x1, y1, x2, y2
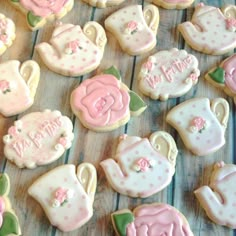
(0, 60, 40, 117)
(166, 97, 229, 156)
(195, 161, 236, 228)
(28, 163, 97, 232)
(138, 48, 200, 101)
(82, 0, 124, 8)
(9, 0, 74, 31)
(205, 53, 236, 104)
(178, 3, 236, 55)
(0, 13, 15, 55)
(3, 110, 74, 169)
(36, 21, 107, 76)
(105, 5, 159, 56)
(70, 66, 147, 132)
(100, 131, 178, 198)
(152, 0, 194, 9)
(111, 203, 194, 236)
(0, 173, 21, 235)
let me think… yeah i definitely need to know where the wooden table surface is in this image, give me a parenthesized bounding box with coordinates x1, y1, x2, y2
(0, 0, 236, 235)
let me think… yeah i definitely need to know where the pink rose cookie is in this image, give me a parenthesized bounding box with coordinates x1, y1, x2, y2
(105, 5, 159, 56)
(100, 131, 178, 198)
(9, 0, 74, 31)
(36, 21, 107, 76)
(82, 0, 124, 8)
(138, 48, 200, 101)
(166, 97, 229, 156)
(205, 53, 236, 104)
(0, 60, 40, 117)
(70, 66, 147, 132)
(111, 203, 194, 236)
(152, 0, 194, 10)
(0, 13, 15, 56)
(195, 161, 236, 228)
(3, 110, 74, 169)
(0, 173, 21, 235)
(28, 163, 97, 232)
(178, 3, 236, 55)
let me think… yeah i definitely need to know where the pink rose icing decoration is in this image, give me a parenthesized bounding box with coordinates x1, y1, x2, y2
(134, 158, 154, 172)
(0, 80, 10, 94)
(189, 116, 206, 133)
(124, 21, 139, 34)
(0, 196, 5, 228)
(52, 187, 74, 207)
(225, 18, 236, 32)
(58, 137, 67, 147)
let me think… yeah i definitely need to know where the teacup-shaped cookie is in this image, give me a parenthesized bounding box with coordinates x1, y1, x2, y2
(36, 21, 107, 76)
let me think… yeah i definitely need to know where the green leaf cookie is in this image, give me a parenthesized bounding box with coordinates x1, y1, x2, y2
(0, 174, 9, 196)
(209, 67, 225, 84)
(0, 212, 20, 236)
(129, 91, 147, 113)
(27, 11, 42, 28)
(104, 66, 121, 80)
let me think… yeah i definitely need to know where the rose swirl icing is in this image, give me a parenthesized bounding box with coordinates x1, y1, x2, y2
(223, 54, 236, 93)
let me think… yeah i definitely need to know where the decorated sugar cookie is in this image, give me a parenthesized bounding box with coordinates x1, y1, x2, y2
(9, 0, 74, 31)
(3, 110, 74, 169)
(195, 161, 236, 228)
(36, 21, 107, 76)
(28, 163, 97, 232)
(105, 5, 159, 55)
(205, 53, 236, 104)
(0, 60, 40, 117)
(0, 173, 21, 236)
(82, 0, 124, 8)
(138, 48, 200, 101)
(100, 131, 178, 198)
(178, 3, 236, 55)
(166, 98, 229, 156)
(0, 13, 15, 55)
(152, 0, 194, 9)
(70, 66, 147, 132)
(111, 203, 194, 236)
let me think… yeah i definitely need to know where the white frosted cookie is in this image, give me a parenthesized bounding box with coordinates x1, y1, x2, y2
(36, 21, 107, 76)
(0, 173, 21, 236)
(138, 48, 200, 101)
(111, 203, 194, 236)
(82, 0, 124, 8)
(178, 3, 236, 55)
(0, 60, 40, 117)
(28, 163, 97, 232)
(152, 0, 194, 9)
(9, 0, 74, 31)
(195, 161, 236, 228)
(105, 4, 159, 56)
(0, 13, 15, 55)
(100, 131, 178, 198)
(70, 66, 147, 132)
(3, 110, 74, 169)
(166, 97, 229, 156)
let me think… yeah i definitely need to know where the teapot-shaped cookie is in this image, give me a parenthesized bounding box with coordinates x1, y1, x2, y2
(36, 21, 107, 76)
(100, 131, 178, 198)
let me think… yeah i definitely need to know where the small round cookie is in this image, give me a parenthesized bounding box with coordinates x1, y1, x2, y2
(100, 131, 178, 198)
(3, 110, 74, 169)
(9, 0, 74, 31)
(152, 0, 194, 10)
(111, 203, 194, 236)
(0, 173, 21, 236)
(0, 60, 40, 117)
(138, 48, 200, 101)
(0, 13, 15, 55)
(70, 66, 147, 132)
(195, 161, 236, 228)
(105, 4, 159, 56)
(82, 0, 124, 8)
(28, 163, 97, 232)
(36, 21, 107, 76)
(166, 97, 229, 156)
(178, 3, 236, 55)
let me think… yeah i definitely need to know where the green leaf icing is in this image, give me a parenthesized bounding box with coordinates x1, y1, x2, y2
(0, 212, 20, 236)
(11, 0, 19, 2)
(0, 174, 9, 196)
(209, 67, 225, 84)
(27, 12, 42, 28)
(113, 212, 134, 236)
(104, 66, 121, 80)
(129, 91, 147, 113)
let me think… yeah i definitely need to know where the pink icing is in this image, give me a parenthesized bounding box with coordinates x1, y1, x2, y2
(191, 116, 206, 131)
(225, 18, 236, 31)
(65, 39, 82, 54)
(0, 19, 9, 44)
(8, 126, 19, 137)
(71, 74, 130, 127)
(223, 54, 236, 93)
(136, 158, 152, 172)
(19, 0, 69, 17)
(0, 80, 10, 93)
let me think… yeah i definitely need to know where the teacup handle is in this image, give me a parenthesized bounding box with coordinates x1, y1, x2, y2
(83, 21, 107, 52)
(211, 98, 229, 129)
(77, 163, 97, 203)
(143, 4, 159, 34)
(149, 131, 178, 166)
(20, 60, 40, 99)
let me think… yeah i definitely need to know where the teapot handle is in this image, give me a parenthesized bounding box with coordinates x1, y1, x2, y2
(77, 163, 97, 203)
(20, 60, 40, 99)
(143, 4, 159, 34)
(222, 5, 236, 19)
(211, 98, 229, 129)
